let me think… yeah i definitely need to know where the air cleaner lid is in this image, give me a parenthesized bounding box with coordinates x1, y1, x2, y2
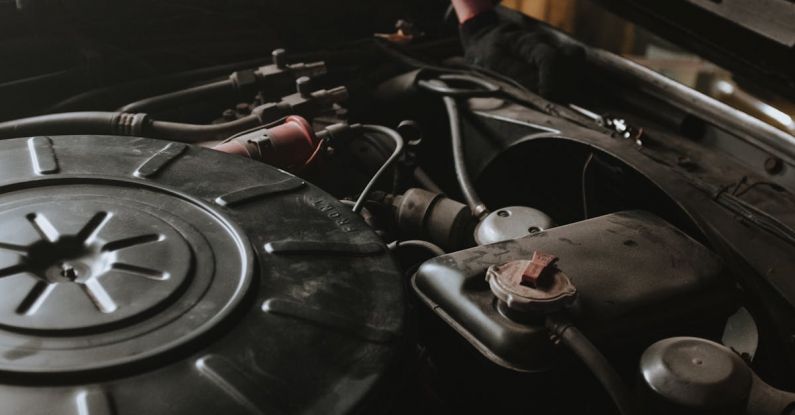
(0, 135, 404, 414)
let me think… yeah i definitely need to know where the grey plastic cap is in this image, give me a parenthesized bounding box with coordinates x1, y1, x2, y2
(475, 206, 554, 245)
(640, 337, 752, 409)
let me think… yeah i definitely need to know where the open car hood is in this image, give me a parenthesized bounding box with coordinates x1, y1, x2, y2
(587, 0, 795, 99)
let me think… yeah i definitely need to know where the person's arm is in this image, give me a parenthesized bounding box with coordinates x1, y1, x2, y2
(451, 1, 585, 102)
(450, 0, 495, 23)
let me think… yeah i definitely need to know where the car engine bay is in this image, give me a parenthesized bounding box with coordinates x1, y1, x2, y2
(1, 1, 795, 414)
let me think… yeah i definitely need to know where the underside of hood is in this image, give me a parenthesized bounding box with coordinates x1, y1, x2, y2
(587, 0, 795, 99)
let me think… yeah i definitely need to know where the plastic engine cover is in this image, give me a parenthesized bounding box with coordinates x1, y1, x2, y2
(414, 211, 737, 371)
(0, 135, 404, 414)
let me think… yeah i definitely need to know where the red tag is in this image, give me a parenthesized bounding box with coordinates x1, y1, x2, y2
(521, 251, 558, 286)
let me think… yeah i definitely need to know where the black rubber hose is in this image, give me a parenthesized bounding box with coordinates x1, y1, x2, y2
(414, 167, 443, 193)
(0, 112, 138, 138)
(546, 317, 639, 415)
(48, 57, 270, 113)
(387, 240, 446, 257)
(352, 124, 405, 214)
(148, 116, 259, 142)
(0, 111, 260, 142)
(443, 96, 489, 219)
(117, 79, 234, 113)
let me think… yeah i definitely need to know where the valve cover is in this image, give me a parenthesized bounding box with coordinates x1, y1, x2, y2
(0, 135, 404, 414)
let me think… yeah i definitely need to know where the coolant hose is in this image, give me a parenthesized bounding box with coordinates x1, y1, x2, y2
(0, 111, 260, 142)
(546, 316, 639, 415)
(443, 96, 489, 219)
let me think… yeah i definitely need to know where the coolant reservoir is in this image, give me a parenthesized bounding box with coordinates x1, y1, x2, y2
(415, 211, 737, 371)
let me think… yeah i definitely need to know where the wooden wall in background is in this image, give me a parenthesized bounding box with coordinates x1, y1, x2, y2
(502, 0, 578, 32)
(503, 0, 794, 131)
(503, 0, 636, 55)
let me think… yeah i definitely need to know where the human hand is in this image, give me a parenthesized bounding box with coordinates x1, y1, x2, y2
(460, 8, 585, 102)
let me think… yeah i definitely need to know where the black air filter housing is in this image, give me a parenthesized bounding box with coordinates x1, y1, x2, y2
(0, 135, 405, 414)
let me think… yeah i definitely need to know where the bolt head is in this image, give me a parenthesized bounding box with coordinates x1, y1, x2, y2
(272, 48, 287, 68)
(296, 76, 312, 96)
(765, 156, 783, 175)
